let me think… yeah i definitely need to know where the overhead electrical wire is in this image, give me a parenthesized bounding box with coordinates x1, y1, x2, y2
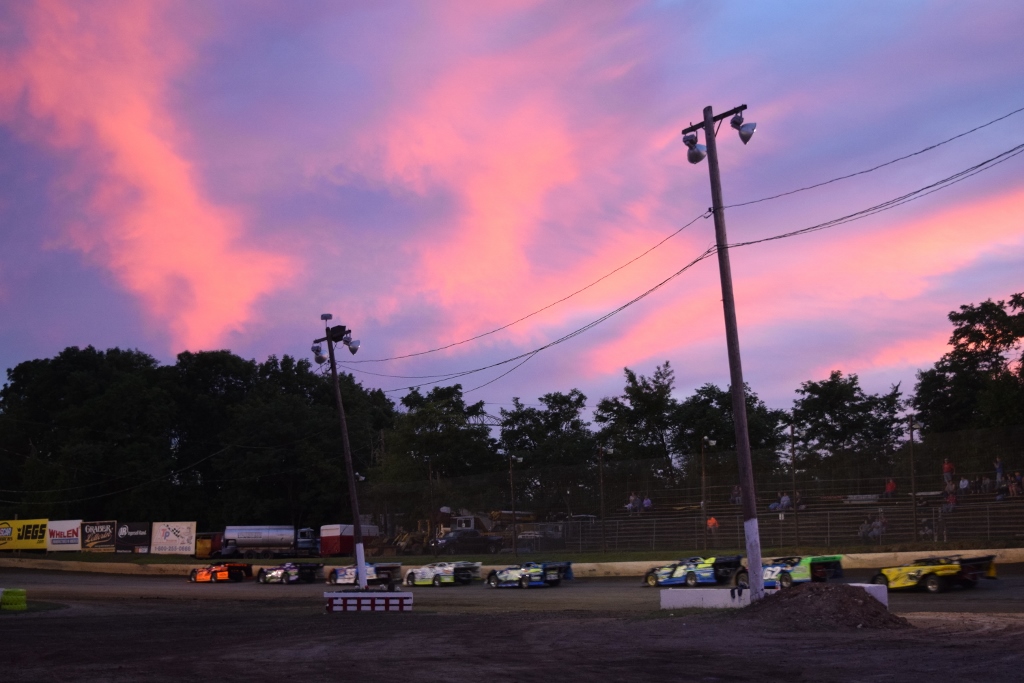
(341, 139, 1024, 395)
(347, 105, 1024, 366)
(724, 104, 1024, 209)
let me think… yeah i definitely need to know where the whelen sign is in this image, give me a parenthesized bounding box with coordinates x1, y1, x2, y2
(47, 519, 83, 551)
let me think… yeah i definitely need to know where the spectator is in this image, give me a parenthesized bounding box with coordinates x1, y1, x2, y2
(794, 491, 803, 511)
(994, 457, 1004, 486)
(779, 492, 792, 511)
(958, 475, 970, 497)
(768, 491, 784, 511)
(942, 458, 955, 485)
(1011, 473, 1023, 498)
(627, 492, 638, 515)
(707, 516, 719, 535)
(858, 515, 873, 542)
(867, 513, 887, 542)
(729, 485, 742, 505)
(882, 478, 897, 499)
(942, 490, 957, 513)
(642, 495, 653, 513)
(972, 476, 982, 494)
(981, 475, 992, 494)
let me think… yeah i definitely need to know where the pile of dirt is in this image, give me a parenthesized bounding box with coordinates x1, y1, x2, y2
(737, 582, 911, 630)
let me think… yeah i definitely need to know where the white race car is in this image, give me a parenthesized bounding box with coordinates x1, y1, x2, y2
(326, 562, 402, 590)
(405, 561, 482, 586)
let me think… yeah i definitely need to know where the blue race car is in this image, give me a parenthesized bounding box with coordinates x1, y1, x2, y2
(643, 555, 745, 587)
(486, 561, 573, 588)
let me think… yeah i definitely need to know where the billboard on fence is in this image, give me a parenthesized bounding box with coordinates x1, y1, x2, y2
(0, 519, 48, 550)
(47, 519, 82, 551)
(150, 522, 196, 555)
(115, 522, 151, 553)
(81, 520, 117, 552)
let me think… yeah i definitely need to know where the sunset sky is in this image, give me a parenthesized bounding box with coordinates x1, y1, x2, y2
(1, 0, 1022, 414)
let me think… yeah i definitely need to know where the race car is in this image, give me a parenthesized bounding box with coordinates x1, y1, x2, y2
(760, 555, 843, 589)
(405, 561, 482, 586)
(643, 556, 745, 587)
(326, 562, 402, 590)
(486, 561, 573, 588)
(189, 562, 253, 583)
(871, 555, 997, 593)
(257, 562, 325, 584)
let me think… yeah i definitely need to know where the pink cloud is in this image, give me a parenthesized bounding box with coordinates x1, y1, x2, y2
(0, 1, 292, 351)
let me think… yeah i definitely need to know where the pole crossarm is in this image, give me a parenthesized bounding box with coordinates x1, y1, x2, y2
(681, 105, 747, 136)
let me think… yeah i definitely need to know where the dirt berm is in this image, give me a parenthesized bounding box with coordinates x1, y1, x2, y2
(738, 582, 911, 630)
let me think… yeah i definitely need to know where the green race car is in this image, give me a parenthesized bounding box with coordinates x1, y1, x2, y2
(760, 555, 844, 589)
(871, 555, 996, 593)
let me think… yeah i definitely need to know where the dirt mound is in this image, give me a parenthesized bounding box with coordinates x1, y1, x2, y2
(738, 582, 911, 630)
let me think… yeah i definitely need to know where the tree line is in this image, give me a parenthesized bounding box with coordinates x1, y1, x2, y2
(1, 292, 1020, 529)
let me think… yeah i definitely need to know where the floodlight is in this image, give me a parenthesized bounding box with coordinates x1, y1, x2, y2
(730, 114, 756, 144)
(683, 132, 706, 163)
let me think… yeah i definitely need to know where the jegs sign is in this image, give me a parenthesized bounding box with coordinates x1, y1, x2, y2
(0, 519, 49, 550)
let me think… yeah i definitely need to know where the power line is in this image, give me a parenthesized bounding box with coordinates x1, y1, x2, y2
(353, 139, 1024, 396)
(347, 105, 1024, 367)
(347, 210, 712, 364)
(724, 104, 1024, 209)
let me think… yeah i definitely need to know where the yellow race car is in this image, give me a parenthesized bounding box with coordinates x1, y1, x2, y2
(871, 555, 996, 593)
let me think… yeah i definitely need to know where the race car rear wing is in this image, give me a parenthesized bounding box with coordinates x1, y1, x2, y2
(540, 561, 574, 580)
(960, 555, 997, 580)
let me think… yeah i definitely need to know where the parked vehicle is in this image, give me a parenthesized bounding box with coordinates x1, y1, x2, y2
(430, 529, 502, 555)
(189, 563, 252, 583)
(761, 555, 843, 589)
(217, 526, 318, 559)
(405, 561, 481, 586)
(326, 562, 402, 590)
(320, 524, 380, 556)
(643, 556, 745, 587)
(486, 561, 573, 588)
(872, 555, 996, 593)
(257, 562, 325, 584)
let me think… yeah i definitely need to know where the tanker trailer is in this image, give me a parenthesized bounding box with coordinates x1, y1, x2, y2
(219, 526, 318, 559)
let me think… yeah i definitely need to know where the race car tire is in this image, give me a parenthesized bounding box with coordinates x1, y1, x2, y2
(519, 576, 530, 589)
(329, 571, 339, 585)
(644, 572, 659, 587)
(685, 572, 698, 588)
(257, 570, 267, 584)
(406, 573, 416, 587)
(189, 569, 197, 583)
(433, 575, 443, 587)
(734, 571, 749, 588)
(210, 573, 219, 583)
(871, 574, 888, 587)
(487, 573, 500, 588)
(778, 572, 793, 589)
(924, 574, 946, 594)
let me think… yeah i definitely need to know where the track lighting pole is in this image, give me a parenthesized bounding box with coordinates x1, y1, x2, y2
(683, 104, 765, 601)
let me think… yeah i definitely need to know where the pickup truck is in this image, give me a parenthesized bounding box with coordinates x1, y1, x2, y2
(430, 529, 502, 555)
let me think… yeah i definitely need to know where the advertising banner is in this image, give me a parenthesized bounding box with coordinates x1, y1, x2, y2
(81, 520, 117, 552)
(115, 522, 151, 553)
(0, 519, 48, 550)
(150, 521, 196, 555)
(46, 519, 82, 551)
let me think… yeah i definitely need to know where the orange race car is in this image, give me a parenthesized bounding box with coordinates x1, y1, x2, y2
(189, 562, 253, 583)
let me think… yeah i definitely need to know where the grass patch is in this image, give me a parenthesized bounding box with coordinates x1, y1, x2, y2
(0, 600, 69, 615)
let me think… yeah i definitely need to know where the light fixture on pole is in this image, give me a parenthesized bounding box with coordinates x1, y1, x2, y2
(682, 104, 765, 601)
(313, 313, 368, 589)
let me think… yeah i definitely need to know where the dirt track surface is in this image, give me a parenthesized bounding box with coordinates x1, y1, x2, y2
(3, 568, 1024, 682)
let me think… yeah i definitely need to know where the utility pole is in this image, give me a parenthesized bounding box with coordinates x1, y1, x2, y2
(599, 446, 607, 553)
(908, 415, 918, 542)
(790, 423, 800, 549)
(320, 323, 367, 589)
(701, 438, 707, 551)
(509, 451, 518, 558)
(683, 104, 764, 600)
